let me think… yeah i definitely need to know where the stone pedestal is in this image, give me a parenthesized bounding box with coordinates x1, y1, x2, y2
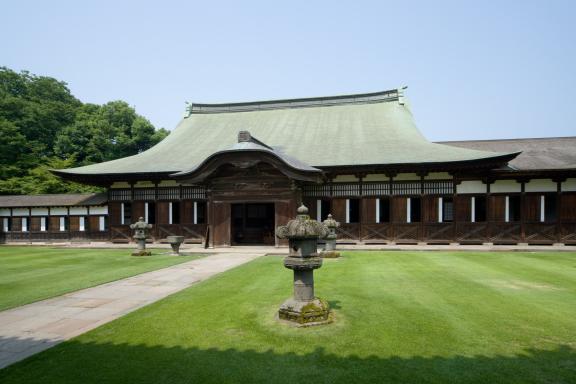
(167, 236, 185, 255)
(276, 205, 332, 326)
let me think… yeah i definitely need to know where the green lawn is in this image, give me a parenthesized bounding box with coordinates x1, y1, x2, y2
(0, 246, 201, 311)
(1, 251, 575, 383)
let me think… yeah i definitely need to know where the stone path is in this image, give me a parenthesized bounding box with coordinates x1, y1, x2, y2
(0, 252, 264, 369)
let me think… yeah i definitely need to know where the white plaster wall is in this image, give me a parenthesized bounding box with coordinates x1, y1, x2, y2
(457, 180, 486, 194)
(70, 207, 88, 215)
(110, 182, 131, 188)
(134, 181, 155, 188)
(158, 180, 180, 187)
(425, 172, 452, 180)
(12, 208, 29, 216)
(31, 208, 49, 216)
(90, 206, 109, 215)
(333, 175, 359, 182)
(525, 179, 557, 193)
(50, 207, 68, 216)
(491, 180, 521, 193)
(563, 178, 576, 192)
(363, 174, 389, 182)
(0, 209, 11, 217)
(394, 173, 420, 181)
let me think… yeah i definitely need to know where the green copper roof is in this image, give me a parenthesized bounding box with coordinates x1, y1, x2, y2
(57, 89, 515, 177)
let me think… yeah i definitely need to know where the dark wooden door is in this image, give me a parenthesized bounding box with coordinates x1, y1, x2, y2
(212, 202, 231, 246)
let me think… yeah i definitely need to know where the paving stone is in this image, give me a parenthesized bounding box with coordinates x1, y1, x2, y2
(0, 251, 263, 369)
(68, 298, 115, 308)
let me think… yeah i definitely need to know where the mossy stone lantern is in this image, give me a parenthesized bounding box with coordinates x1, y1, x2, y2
(276, 204, 332, 326)
(321, 214, 340, 258)
(130, 217, 152, 256)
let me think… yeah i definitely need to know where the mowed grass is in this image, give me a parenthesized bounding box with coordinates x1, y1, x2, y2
(1, 251, 576, 383)
(0, 246, 201, 310)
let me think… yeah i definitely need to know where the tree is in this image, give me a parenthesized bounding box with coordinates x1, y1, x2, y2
(54, 101, 169, 164)
(0, 67, 169, 195)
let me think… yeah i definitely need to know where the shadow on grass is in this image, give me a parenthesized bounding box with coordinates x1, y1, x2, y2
(0, 336, 574, 383)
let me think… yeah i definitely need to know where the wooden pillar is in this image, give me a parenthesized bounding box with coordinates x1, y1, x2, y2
(452, 174, 458, 243)
(357, 173, 364, 243)
(418, 171, 426, 242)
(154, 183, 160, 240)
(519, 179, 526, 242)
(67, 207, 70, 241)
(28, 207, 31, 243)
(485, 178, 492, 243)
(554, 177, 565, 243)
(208, 190, 214, 248)
(388, 172, 395, 241)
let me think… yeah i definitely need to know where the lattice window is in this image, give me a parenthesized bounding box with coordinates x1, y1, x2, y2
(157, 187, 180, 200)
(332, 183, 360, 197)
(363, 182, 391, 196)
(301, 184, 331, 197)
(109, 189, 131, 201)
(392, 182, 421, 196)
(133, 188, 156, 201)
(182, 186, 207, 200)
(423, 180, 453, 195)
(303, 181, 454, 197)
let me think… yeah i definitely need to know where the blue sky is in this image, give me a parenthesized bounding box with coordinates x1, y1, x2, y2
(2, 0, 575, 141)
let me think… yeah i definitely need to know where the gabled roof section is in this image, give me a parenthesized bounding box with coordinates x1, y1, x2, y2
(439, 137, 576, 171)
(55, 88, 518, 180)
(0, 193, 107, 208)
(172, 131, 323, 184)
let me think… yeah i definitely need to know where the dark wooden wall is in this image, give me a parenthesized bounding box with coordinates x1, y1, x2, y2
(331, 199, 346, 223)
(455, 195, 471, 222)
(523, 194, 540, 222)
(422, 196, 438, 223)
(561, 193, 576, 221)
(489, 195, 506, 222)
(109, 202, 122, 226)
(362, 198, 376, 224)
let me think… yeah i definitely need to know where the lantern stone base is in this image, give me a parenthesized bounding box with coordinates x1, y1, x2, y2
(131, 250, 152, 256)
(278, 297, 331, 326)
(320, 251, 340, 258)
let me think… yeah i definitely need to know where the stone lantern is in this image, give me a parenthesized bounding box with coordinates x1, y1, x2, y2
(321, 214, 340, 258)
(276, 204, 332, 326)
(130, 217, 152, 256)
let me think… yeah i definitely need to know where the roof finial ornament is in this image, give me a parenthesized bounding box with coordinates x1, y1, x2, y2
(184, 101, 193, 118)
(238, 131, 252, 143)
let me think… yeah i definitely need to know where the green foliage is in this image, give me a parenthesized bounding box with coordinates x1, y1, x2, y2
(0, 67, 169, 195)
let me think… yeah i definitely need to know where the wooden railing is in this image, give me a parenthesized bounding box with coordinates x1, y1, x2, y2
(110, 226, 131, 242)
(2, 221, 574, 245)
(455, 223, 488, 243)
(336, 224, 360, 241)
(421, 223, 454, 243)
(523, 223, 557, 244)
(559, 222, 576, 244)
(1, 230, 110, 242)
(489, 223, 522, 244)
(182, 224, 207, 243)
(393, 224, 420, 243)
(361, 224, 393, 242)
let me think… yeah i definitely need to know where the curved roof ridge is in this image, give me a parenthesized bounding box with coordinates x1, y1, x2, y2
(185, 87, 406, 115)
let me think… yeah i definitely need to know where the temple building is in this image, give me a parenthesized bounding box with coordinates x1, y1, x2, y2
(3, 88, 575, 246)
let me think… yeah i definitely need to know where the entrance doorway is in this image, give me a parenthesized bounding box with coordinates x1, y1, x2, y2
(231, 203, 275, 245)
